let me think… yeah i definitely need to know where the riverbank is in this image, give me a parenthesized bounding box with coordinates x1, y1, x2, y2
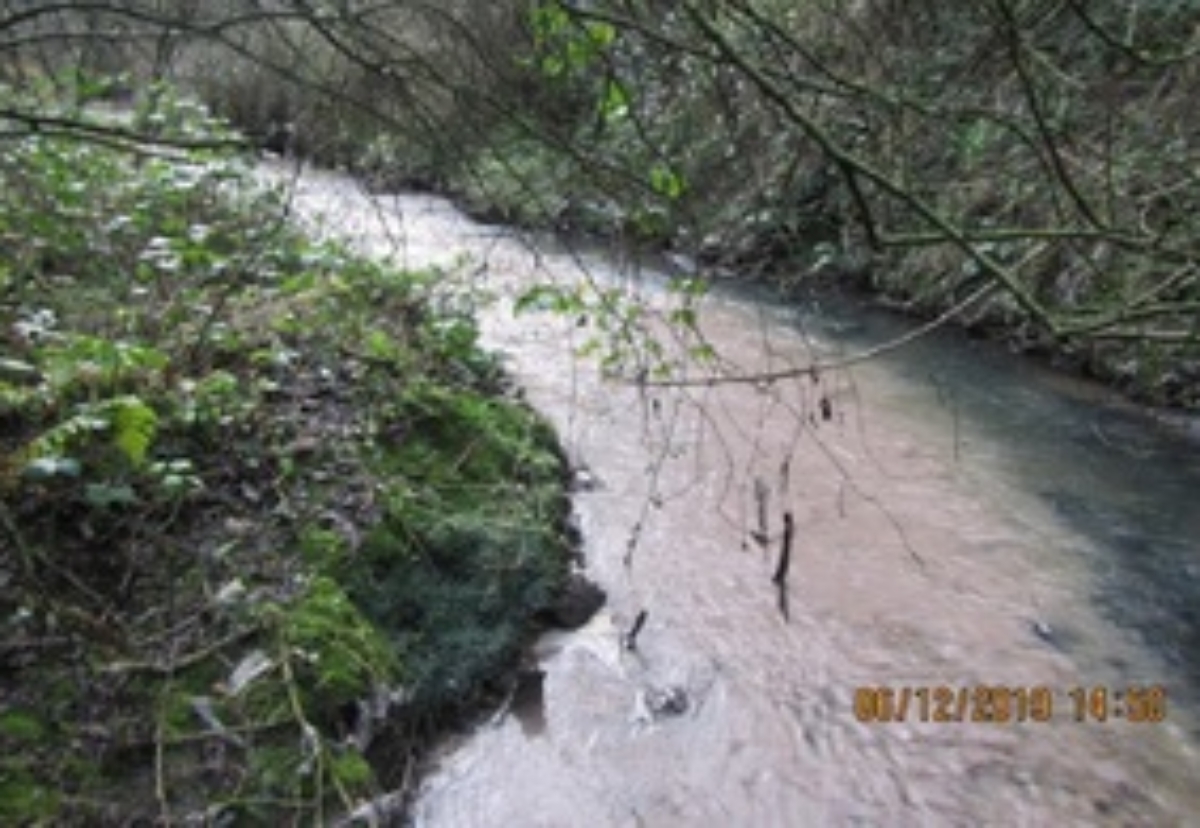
(0, 101, 582, 824)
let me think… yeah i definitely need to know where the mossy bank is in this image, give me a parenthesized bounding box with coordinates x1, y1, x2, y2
(0, 91, 577, 825)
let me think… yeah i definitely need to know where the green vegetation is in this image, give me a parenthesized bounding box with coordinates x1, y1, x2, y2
(456, 2, 1200, 407)
(0, 86, 573, 824)
(2, 3, 1196, 820)
(4, 3, 1198, 406)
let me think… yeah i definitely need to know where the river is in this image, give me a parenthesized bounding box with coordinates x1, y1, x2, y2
(268, 162, 1200, 827)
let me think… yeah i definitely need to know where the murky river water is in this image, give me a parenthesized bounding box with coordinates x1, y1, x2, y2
(268, 163, 1200, 827)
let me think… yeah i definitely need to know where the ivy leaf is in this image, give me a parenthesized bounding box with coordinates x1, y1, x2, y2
(23, 456, 81, 479)
(111, 396, 158, 467)
(514, 284, 585, 315)
(85, 483, 138, 508)
(649, 165, 686, 200)
(600, 80, 629, 123)
(586, 21, 616, 49)
(0, 358, 40, 385)
(669, 306, 698, 328)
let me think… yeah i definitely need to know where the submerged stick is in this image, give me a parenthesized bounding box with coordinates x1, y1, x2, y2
(756, 478, 769, 540)
(624, 609, 649, 651)
(776, 577, 790, 622)
(772, 512, 794, 586)
(751, 477, 770, 547)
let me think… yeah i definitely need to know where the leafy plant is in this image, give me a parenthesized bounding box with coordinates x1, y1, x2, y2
(0, 73, 573, 825)
(19, 395, 158, 479)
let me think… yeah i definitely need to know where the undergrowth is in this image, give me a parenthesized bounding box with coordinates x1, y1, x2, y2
(0, 86, 572, 825)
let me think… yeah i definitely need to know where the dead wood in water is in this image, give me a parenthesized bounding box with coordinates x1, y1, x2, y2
(624, 609, 649, 651)
(772, 508, 792, 619)
(772, 512, 794, 586)
(751, 476, 770, 547)
(773, 512, 795, 622)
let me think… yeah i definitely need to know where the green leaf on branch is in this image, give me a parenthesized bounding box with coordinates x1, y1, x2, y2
(111, 396, 158, 467)
(650, 165, 686, 200)
(600, 80, 630, 123)
(23, 457, 82, 480)
(514, 284, 586, 316)
(84, 483, 138, 508)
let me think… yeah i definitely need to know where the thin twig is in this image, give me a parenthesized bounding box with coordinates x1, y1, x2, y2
(772, 512, 794, 586)
(636, 279, 997, 389)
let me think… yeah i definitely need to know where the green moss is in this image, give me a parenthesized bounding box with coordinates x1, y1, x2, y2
(0, 710, 46, 742)
(0, 765, 59, 823)
(275, 575, 401, 709)
(0, 710, 59, 821)
(388, 382, 562, 490)
(330, 749, 373, 788)
(341, 382, 570, 709)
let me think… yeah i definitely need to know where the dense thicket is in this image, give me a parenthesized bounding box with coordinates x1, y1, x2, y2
(483, 1, 1200, 406)
(5, 2, 1198, 411)
(129, 0, 1195, 406)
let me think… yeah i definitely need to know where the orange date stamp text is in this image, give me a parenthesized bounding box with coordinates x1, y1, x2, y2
(853, 685, 1166, 724)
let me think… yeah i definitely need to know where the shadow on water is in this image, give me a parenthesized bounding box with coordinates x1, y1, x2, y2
(524, 244, 1200, 714)
(549, 245, 1200, 708)
(790, 287, 1200, 710)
